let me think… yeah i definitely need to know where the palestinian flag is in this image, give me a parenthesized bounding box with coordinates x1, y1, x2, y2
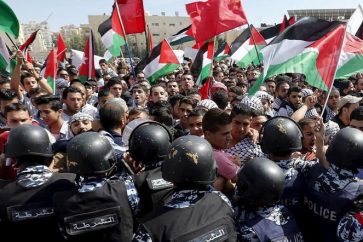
(167, 25, 194, 46)
(78, 30, 95, 83)
(44, 49, 58, 93)
(249, 17, 345, 95)
(0, 36, 10, 72)
(336, 33, 363, 78)
(98, 4, 126, 57)
(19, 30, 39, 51)
(56, 33, 67, 62)
(143, 39, 180, 84)
(214, 42, 231, 61)
(230, 25, 266, 68)
(191, 41, 215, 86)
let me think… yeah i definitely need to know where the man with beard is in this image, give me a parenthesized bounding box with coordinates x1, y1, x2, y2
(50, 113, 94, 172)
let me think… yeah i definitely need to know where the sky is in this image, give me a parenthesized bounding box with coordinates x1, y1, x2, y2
(6, 0, 363, 32)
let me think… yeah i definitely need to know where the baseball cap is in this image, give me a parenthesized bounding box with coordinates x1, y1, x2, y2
(338, 95, 362, 110)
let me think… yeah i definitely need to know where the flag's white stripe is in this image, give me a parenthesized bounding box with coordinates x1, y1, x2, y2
(262, 39, 312, 76)
(347, 5, 363, 35)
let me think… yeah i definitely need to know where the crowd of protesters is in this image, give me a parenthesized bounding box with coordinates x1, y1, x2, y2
(1, 48, 363, 242)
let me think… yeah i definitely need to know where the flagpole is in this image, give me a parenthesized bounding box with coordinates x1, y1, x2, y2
(115, 1, 136, 79)
(5, 33, 19, 49)
(248, 23, 262, 66)
(145, 25, 150, 56)
(321, 24, 348, 116)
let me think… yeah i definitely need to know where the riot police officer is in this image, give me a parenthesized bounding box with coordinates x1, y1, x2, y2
(53, 132, 138, 242)
(133, 135, 237, 242)
(128, 121, 174, 217)
(0, 125, 75, 242)
(303, 127, 363, 242)
(234, 157, 304, 242)
(260, 116, 318, 229)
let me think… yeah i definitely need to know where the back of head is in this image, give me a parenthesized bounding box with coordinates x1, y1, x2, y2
(326, 127, 363, 170)
(128, 121, 171, 166)
(5, 124, 52, 158)
(67, 132, 114, 176)
(162, 135, 216, 185)
(236, 157, 284, 206)
(260, 116, 303, 155)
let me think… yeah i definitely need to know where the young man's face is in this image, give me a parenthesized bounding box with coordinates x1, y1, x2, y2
(327, 90, 340, 110)
(302, 123, 317, 152)
(231, 114, 251, 141)
(251, 115, 267, 133)
(110, 84, 123, 98)
(23, 77, 38, 92)
(277, 83, 289, 99)
(288, 91, 303, 109)
(167, 81, 179, 96)
(181, 75, 194, 91)
(150, 86, 168, 103)
(6, 110, 32, 129)
(64, 92, 83, 113)
(178, 102, 193, 127)
(70, 119, 93, 136)
(132, 88, 148, 106)
(188, 115, 203, 137)
(38, 104, 62, 126)
(205, 124, 232, 149)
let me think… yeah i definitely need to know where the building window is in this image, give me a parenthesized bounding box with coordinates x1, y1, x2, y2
(153, 33, 160, 36)
(169, 23, 175, 27)
(151, 23, 159, 26)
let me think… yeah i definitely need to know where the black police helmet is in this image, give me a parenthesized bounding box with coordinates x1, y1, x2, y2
(260, 116, 303, 154)
(236, 157, 284, 206)
(128, 121, 172, 166)
(326, 127, 363, 170)
(67, 132, 114, 175)
(5, 124, 52, 158)
(162, 135, 216, 185)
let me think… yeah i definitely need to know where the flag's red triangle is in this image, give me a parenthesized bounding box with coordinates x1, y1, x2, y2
(159, 39, 179, 64)
(224, 43, 231, 55)
(309, 24, 345, 88)
(199, 77, 212, 99)
(44, 49, 57, 79)
(288, 16, 296, 26)
(249, 25, 267, 45)
(279, 15, 288, 33)
(78, 30, 95, 81)
(147, 26, 153, 55)
(207, 41, 215, 60)
(112, 5, 126, 38)
(56, 34, 67, 62)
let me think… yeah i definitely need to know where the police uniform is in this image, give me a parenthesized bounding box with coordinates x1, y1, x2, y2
(0, 165, 75, 242)
(275, 158, 319, 225)
(54, 174, 139, 242)
(133, 188, 237, 242)
(234, 205, 303, 242)
(134, 164, 174, 218)
(303, 164, 363, 242)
